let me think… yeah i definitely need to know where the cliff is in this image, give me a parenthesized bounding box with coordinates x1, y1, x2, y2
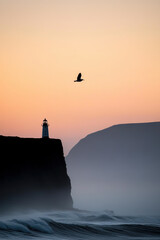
(66, 122, 160, 215)
(0, 136, 73, 214)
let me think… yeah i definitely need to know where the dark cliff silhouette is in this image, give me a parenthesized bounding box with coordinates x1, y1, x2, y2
(66, 122, 160, 215)
(0, 136, 73, 214)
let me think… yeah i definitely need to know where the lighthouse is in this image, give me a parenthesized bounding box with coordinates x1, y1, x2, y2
(42, 118, 49, 138)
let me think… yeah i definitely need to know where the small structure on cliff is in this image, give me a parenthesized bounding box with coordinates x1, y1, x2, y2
(42, 118, 49, 138)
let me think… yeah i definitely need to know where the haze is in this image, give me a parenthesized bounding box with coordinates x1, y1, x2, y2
(1, 0, 160, 155)
(67, 122, 160, 215)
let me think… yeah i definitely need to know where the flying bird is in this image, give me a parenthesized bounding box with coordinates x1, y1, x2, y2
(74, 73, 84, 82)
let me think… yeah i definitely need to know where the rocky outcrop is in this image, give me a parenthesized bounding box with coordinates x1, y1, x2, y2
(0, 136, 73, 214)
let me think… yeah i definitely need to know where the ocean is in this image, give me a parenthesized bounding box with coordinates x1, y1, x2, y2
(0, 210, 160, 240)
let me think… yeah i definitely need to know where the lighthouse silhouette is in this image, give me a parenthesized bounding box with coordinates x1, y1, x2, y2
(42, 118, 49, 138)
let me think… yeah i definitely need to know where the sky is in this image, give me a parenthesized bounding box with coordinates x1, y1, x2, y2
(0, 0, 160, 155)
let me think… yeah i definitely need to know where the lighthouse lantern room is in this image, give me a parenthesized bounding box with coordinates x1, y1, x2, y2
(42, 118, 49, 138)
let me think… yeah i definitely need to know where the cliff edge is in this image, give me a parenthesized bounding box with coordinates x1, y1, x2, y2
(0, 136, 73, 214)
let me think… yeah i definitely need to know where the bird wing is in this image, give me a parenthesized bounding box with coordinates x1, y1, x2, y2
(77, 73, 81, 80)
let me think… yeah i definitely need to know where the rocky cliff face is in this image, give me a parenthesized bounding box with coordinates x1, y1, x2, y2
(66, 122, 160, 215)
(0, 136, 73, 214)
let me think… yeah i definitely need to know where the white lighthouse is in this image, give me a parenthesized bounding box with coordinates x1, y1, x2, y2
(42, 118, 49, 138)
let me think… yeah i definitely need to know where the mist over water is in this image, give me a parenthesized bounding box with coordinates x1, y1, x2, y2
(70, 181, 160, 216)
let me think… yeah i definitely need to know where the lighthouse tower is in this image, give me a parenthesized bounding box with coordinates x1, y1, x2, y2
(42, 118, 49, 138)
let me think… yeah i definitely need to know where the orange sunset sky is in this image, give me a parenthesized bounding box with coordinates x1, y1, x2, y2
(1, 0, 160, 154)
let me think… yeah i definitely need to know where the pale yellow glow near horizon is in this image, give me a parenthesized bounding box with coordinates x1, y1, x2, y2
(0, 0, 160, 154)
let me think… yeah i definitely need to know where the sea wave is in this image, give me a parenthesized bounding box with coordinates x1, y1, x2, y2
(0, 210, 160, 239)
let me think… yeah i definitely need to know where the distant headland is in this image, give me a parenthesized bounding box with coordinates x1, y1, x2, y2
(67, 121, 160, 215)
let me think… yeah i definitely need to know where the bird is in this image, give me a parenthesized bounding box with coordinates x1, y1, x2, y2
(74, 73, 84, 82)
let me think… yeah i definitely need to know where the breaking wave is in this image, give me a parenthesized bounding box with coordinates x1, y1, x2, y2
(0, 210, 160, 239)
